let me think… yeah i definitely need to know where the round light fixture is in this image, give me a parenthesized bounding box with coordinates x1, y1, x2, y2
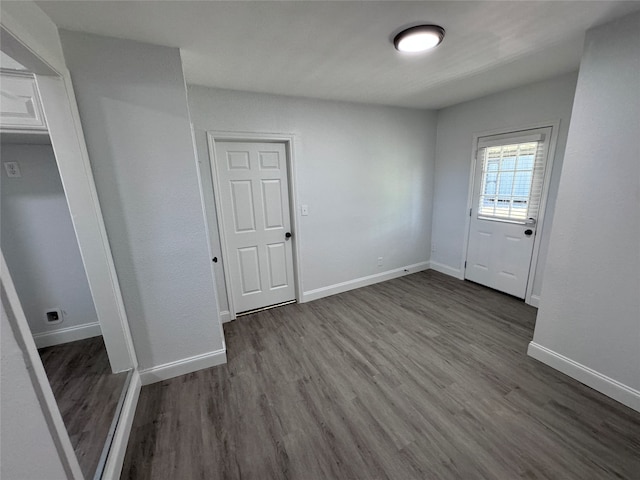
(393, 25, 445, 53)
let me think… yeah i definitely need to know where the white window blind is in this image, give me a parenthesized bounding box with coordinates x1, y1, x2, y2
(476, 133, 547, 223)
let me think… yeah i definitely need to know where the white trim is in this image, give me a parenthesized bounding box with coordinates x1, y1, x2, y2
(101, 370, 141, 480)
(36, 74, 138, 373)
(302, 261, 430, 303)
(523, 123, 560, 305)
(187, 121, 226, 354)
(1, 17, 139, 479)
(33, 322, 102, 349)
(1, 251, 84, 479)
(139, 348, 227, 386)
(429, 261, 464, 280)
(206, 130, 303, 316)
(462, 120, 561, 304)
(528, 342, 640, 413)
(219, 310, 231, 323)
(1, 23, 137, 373)
(477, 132, 544, 148)
(529, 294, 541, 308)
(0, 19, 61, 75)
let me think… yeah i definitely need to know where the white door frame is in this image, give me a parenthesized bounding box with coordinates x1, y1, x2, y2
(461, 120, 561, 306)
(0, 24, 137, 373)
(1, 19, 142, 480)
(206, 131, 303, 320)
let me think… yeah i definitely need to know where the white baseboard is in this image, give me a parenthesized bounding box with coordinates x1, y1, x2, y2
(33, 321, 102, 348)
(528, 294, 541, 308)
(139, 348, 227, 386)
(528, 342, 640, 412)
(219, 310, 231, 323)
(102, 370, 141, 480)
(302, 261, 430, 303)
(429, 261, 464, 280)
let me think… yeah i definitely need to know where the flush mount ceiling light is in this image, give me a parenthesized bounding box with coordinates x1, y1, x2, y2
(393, 25, 445, 53)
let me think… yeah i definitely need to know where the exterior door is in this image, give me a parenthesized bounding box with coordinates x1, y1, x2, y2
(465, 127, 552, 298)
(214, 141, 295, 313)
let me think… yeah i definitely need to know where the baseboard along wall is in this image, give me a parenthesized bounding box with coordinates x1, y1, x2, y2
(138, 348, 227, 386)
(529, 294, 541, 308)
(301, 261, 431, 303)
(32, 322, 102, 349)
(429, 261, 464, 280)
(528, 342, 640, 413)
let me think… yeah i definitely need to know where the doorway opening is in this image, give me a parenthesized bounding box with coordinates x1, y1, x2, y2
(463, 123, 559, 304)
(205, 132, 302, 320)
(1, 26, 138, 480)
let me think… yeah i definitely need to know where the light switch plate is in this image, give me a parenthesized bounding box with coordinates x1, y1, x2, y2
(4, 162, 21, 178)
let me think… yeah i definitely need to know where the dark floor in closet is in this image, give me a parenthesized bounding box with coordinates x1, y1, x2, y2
(39, 335, 128, 478)
(122, 270, 640, 479)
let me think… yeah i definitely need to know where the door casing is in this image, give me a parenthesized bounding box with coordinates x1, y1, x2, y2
(206, 131, 303, 320)
(462, 120, 561, 306)
(0, 20, 139, 480)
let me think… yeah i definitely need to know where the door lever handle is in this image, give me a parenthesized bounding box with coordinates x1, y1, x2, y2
(525, 217, 537, 226)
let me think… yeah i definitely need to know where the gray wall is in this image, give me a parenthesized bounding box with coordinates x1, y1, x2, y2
(532, 13, 640, 397)
(60, 31, 223, 370)
(431, 72, 578, 299)
(1, 297, 67, 479)
(1, 143, 98, 335)
(187, 86, 437, 301)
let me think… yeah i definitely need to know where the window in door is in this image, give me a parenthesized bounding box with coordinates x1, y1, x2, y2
(477, 133, 547, 223)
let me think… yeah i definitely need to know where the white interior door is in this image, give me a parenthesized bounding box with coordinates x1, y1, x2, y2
(214, 141, 296, 314)
(465, 128, 552, 298)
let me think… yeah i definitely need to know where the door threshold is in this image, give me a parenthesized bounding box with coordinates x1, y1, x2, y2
(236, 300, 297, 317)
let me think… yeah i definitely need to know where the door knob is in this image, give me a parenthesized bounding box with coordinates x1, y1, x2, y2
(524, 229, 533, 236)
(285, 232, 292, 239)
(526, 217, 537, 226)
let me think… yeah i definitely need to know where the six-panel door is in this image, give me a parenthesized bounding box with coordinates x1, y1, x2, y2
(214, 141, 295, 313)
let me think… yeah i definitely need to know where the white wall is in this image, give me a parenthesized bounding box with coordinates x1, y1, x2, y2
(530, 13, 640, 411)
(1, 143, 99, 338)
(1, 298, 68, 480)
(431, 72, 578, 299)
(59, 31, 224, 371)
(187, 86, 437, 303)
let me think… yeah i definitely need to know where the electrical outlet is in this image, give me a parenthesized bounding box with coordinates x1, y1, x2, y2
(45, 308, 63, 325)
(377, 257, 384, 266)
(4, 162, 21, 178)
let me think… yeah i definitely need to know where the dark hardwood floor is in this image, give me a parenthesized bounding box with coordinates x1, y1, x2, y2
(121, 271, 640, 479)
(39, 335, 128, 479)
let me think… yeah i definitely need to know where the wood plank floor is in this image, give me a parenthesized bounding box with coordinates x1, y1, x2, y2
(121, 271, 640, 479)
(39, 336, 128, 479)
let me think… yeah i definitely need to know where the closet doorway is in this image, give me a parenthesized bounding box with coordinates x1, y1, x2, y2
(1, 26, 137, 480)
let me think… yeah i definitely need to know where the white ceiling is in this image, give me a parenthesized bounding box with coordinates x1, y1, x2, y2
(37, 1, 640, 109)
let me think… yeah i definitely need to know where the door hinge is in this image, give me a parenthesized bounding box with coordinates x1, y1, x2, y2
(469, 208, 472, 217)
(464, 261, 467, 269)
